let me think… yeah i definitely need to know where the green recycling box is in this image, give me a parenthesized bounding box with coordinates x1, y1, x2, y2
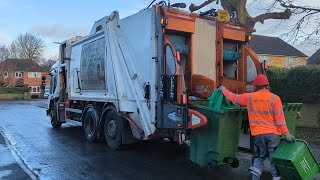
(273, 140, 320, 180)
(189, 102, 244, 167)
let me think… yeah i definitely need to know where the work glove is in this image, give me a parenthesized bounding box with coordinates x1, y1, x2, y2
(218, 86, 226, 91)
(285, 133, 295, 142)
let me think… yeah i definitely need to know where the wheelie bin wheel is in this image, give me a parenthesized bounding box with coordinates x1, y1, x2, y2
(230, 158, 239, 168)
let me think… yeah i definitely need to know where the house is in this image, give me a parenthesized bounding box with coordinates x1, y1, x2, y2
(0, 59, 50, 98)
(249, 35, 308, 68)
(308, 49, 320, 65)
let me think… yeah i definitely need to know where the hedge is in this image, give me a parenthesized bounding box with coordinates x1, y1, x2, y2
(0, 87, 30, 94)
(266, 65, 320, 103)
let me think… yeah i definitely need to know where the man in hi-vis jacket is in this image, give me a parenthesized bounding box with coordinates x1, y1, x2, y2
(219, 74, 295, 180)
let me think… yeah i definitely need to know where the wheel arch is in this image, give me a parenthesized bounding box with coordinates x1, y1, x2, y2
(47, 100, 55, 116)
(81, 103, 95, 125)
(100, 103, 137, 145)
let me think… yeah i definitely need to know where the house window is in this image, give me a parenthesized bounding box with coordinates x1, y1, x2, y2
(29, 86, 40, 93)
(286, 57, 293, 68)
(258, 55, 270, 66)
(296, 58, 300, 66)
(15, 72, 23, 78)
(28, 72, 41, 78)
(3, 72, 8, 78)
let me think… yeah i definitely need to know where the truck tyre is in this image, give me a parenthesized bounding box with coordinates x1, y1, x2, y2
(104, 109, 123, 150)
(50, 107, 62, 128)
(83, 105, 99, 143)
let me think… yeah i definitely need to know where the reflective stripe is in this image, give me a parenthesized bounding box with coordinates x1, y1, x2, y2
(269, 94, 276, 113)
(247, 109, 272, 114)
(273, 109, 284, 115)
(227, 92, 232, 100)
(250, 120, 286, 126)
(235, 95, 240, 104)
(250, 120, 277, 126)
(248, 94, 253, 111)
(276, 121, 286, 125)
(249, 166, 262, 176)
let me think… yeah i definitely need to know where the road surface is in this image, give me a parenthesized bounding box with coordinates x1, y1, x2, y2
(0, 100, 319, 180)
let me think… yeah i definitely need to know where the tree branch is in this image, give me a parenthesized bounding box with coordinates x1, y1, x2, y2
(253, 9, 292, 24)
(278, 1, 320, 12)
(189, 0, 215, 12)
(189, 0, 320, 37)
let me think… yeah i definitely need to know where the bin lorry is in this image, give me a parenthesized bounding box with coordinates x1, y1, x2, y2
(47, 2, 267, 167)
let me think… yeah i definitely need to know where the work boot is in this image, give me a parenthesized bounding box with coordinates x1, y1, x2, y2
(272, 177, 281, 180)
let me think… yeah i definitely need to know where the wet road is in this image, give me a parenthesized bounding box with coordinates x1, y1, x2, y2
(0, 100, 318, 180)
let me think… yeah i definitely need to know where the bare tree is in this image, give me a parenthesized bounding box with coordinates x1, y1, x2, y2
(40, 58, 56, 72)
(189, 0, 320, 39)
(10, 33, 45, 62)
(8, 43, 18, 59)
(0, 44, 9, 61)
(0, 61, 15, 87)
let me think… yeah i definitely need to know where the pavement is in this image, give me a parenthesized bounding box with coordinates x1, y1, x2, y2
(0, 100, 319, 180)
(0, 128, 32, 179)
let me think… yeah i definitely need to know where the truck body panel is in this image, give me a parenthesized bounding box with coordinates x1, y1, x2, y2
(66, 10, 157, 137)
(193, 18, 217, 82)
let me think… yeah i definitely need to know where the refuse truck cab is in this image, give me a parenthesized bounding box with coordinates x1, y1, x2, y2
(47, 2, 263, 167)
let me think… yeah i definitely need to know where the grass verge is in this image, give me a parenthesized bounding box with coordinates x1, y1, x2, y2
(296, 127, 320, 144)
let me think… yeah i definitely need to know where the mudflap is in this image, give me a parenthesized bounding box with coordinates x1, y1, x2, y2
(122, 117, 139, 145)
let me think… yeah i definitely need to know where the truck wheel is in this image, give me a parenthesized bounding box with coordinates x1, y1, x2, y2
(50, 108, 62, 128)
(83, 106, 99, 143)
(104, 109, 123, 150)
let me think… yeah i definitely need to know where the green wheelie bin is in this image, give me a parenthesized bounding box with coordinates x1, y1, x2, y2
(273, 139, 320, 180)
(189, 101, 245, 167)
(283, 103, 303, 136)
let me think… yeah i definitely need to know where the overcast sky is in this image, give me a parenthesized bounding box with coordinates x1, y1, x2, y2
(0, 0, 319, 59)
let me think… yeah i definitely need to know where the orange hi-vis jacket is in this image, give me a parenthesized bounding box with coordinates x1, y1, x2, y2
(222, 89, 289, 136)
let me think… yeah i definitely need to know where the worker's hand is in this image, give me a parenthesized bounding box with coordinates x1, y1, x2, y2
(285, 133, 295, 142)
(218, 86, 226, 91)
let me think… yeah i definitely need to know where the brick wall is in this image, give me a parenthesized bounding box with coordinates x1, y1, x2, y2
(23, 72, 50, 98)
(264, 55, 307, 68)
(2, 72, 23, 87)
(23, 72, 50, 87)
(297, 103, 320, 128)
(269, 56, 286, 67)
(299, 57, 308, 66)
